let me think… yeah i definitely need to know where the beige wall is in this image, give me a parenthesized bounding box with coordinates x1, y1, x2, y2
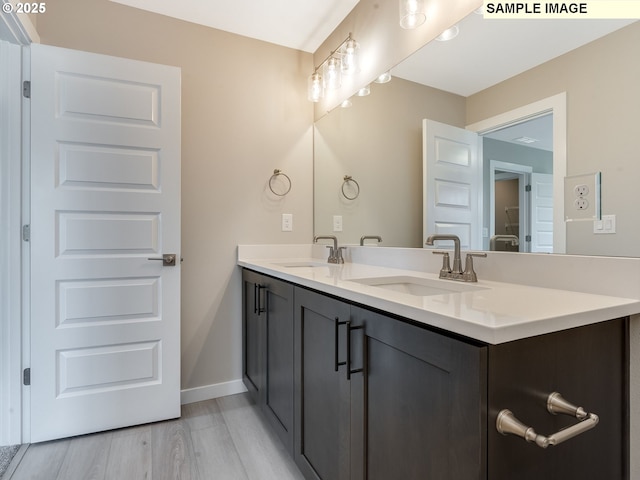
(314, 77, 465, 247)
(36, 0, 313, 391)
(467, 22, 640, 257)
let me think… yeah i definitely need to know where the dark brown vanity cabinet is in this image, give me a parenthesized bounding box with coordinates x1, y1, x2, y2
(293, 287, 486, 480)
(242, 269, 295, 453)
(242, 269, 629, 480)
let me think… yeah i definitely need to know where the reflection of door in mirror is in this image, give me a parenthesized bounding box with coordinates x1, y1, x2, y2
(494, 177, 520, 252)
(422, 119, 481, 250)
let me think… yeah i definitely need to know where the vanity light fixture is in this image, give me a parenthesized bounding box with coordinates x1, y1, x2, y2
(324, 56, 342, 90)
(307, 71, 324, 102)
(308, 33, 360, 103)
(436, 25, 460, 41)
(341, 38, 360, 75)
(374, 72, 392, 84)
(341, 99, 353, 108)
(399, 0, 426, 29)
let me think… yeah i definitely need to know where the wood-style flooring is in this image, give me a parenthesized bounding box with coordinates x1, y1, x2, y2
(5, 393, 304, 480)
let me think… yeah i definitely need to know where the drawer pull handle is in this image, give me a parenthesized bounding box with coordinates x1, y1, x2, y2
(496, 392, 599, 449)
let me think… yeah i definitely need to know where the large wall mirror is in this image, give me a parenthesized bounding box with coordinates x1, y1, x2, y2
(314, 13, 639, 257)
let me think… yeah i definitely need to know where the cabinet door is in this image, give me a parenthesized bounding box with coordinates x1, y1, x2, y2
(242, 269, 264, 403)
(262, 276, 295, 453)
(294, 287, 351, 480)
(350, 307, 487, 480)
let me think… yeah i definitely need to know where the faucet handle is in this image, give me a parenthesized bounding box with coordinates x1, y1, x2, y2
(324, 245, 335, 262)
(432, 251, 452, 278)
(463, 252, 487, 282)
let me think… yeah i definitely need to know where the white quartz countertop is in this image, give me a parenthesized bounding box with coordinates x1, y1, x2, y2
(238, 251, 640, 344)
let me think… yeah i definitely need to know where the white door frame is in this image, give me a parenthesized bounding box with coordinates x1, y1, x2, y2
(0, 9, 37, 446)
(467, 92, 567, 254)
(0, 40, 23, 447)
(489, 160, 533, 252)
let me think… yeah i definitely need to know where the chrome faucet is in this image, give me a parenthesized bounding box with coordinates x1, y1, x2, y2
(360, 235, 382, 246)
(314, 235, 345, 264)
(490, 234, 520, 251)
(425, 234, 486, 282)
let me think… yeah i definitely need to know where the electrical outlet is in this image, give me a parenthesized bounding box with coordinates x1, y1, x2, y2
(564, 172, 601, 221)
(574, 184, 589, 197)
(281, 213, 293, 232)
(333, 215, 343, 232)
(574, 197, 589, 210)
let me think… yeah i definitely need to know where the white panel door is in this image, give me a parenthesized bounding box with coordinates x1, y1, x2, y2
(423, 119, 481, 250)
(29, 44, 181, 443)
(530, 172, 554, 253)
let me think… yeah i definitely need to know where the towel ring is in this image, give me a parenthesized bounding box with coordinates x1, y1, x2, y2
(342, 175, 360, 200)
(269, 169, 292, 196)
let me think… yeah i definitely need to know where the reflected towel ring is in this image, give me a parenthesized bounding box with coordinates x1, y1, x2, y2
(269, 169, 292, 196)
(342, 175, 360, 200)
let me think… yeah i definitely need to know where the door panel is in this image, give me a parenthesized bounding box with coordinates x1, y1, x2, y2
(530, 173, 554, 253)
(294, 288, 351, 480)
(264, 279, 294, 452)
(351, 307, 487, 480)
(423, 119, 481, 249)
(29, 44, 181, 442)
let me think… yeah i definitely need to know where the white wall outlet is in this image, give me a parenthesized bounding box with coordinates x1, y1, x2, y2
(564, 172, 601, 221)
(574, 197, 589, 210)
(333, 215, 343, 232)
(594, 214, 616, 234)
(281, 213, 293, 232)
(574, 184, 589, 197)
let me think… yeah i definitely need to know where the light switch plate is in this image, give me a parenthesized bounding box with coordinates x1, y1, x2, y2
(594, 214, 616, 234)
(564, 172, 601, 222)
(281, 213, 293, 232)
(333, 215, 343, 232)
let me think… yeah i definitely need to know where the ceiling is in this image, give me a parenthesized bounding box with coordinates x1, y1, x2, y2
(391, 14, 636, 97)
(483, 114, 553, 152)
(109, 0, 360, 53)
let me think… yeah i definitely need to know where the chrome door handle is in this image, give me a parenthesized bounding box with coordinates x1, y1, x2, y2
(496, 392, 599, 448)
(147, 254, 177, 266)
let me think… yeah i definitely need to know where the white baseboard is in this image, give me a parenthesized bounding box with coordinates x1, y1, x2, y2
(180, 379, 248, 405)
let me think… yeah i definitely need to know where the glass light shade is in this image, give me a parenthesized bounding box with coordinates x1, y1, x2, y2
(323, 56, 342, 90)
(436, 25, 459, 41)
(374, 72, 392, 84)
(307, 72, 324, 102)
(341, 99, 353, 108)
(356, 85, 370, 97)
(399, 0, 426, 29)
(340, 39, 360, 75)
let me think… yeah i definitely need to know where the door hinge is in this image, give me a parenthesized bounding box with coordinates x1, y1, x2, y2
(525, 184, 532, 192)
(22, 81, 31, 98)
(22, 224, 30, 242)
(23, 368, 31, 386)
(526, 235, 532, 242)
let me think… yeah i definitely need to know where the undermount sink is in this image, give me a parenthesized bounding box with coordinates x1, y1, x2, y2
(273, 261, 327, 268)
(350, 275, 489, 296)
